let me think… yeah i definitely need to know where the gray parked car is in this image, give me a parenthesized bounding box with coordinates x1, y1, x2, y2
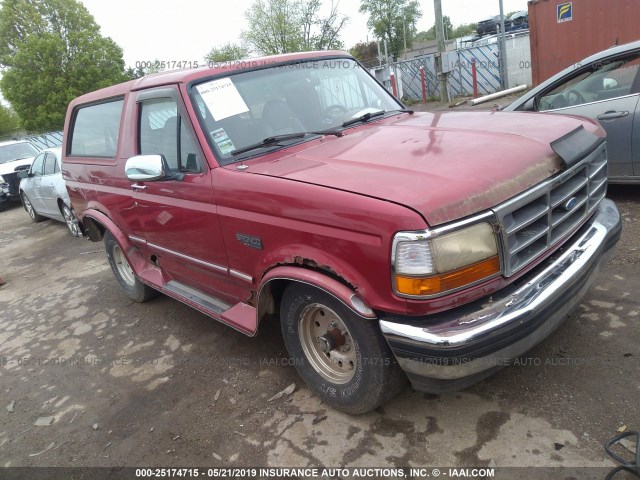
(504, 40, 640, 184)
(18, 147, 81, 236)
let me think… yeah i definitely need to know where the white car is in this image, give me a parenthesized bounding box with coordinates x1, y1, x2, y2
(18, 147, 81, 236)
(0, 140, 39, 209)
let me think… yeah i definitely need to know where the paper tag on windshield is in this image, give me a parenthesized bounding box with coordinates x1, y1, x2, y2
(196, 78, 249, 122)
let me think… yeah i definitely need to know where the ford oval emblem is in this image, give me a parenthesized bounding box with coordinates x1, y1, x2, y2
(562, 197, 578, 211)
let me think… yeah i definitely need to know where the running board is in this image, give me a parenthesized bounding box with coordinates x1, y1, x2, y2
(163, 281, 257, 335)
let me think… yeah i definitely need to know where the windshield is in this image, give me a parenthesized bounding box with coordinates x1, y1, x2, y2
(190, 58, 402, 163)
(0, 142, 39, 164)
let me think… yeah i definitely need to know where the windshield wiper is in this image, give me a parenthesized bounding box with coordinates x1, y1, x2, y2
(341, 110, 385, 128)
(231, 130, 342, 157)
(341, 108, 414, 128)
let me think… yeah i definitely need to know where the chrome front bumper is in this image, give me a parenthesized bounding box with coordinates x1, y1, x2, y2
(380, 199, 621, 393)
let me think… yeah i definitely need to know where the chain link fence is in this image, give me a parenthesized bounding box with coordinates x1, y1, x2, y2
(391, 32, 532, 102)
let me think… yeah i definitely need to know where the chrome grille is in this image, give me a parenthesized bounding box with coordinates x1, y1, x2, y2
(494, 142, 607, 276)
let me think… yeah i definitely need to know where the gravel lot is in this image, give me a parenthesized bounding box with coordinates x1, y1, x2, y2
(0, 124, 638, 476)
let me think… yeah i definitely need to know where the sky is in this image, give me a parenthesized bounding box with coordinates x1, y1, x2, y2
(78, 0, 530, 68)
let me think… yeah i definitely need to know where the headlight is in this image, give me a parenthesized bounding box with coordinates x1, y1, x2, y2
(393, 222, 500, 297)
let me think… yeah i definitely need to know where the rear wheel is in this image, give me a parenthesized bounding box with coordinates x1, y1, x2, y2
(104, 230, 158, 302)
(60, 202, 82, 237)
(21, 192, 43, 222)
(280, 283, 406, 414)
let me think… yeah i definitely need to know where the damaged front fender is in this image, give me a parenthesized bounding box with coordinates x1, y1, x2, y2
(257, 266, 377, 327)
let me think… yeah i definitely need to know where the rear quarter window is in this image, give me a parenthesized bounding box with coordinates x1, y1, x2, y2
(69, 99, 124, 158)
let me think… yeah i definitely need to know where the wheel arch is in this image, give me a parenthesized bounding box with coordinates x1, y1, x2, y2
(256, 265, 377, 328)
(84, 209, 150, 277)
(56, 197, 67, 212)
(80, 209, 113, 242)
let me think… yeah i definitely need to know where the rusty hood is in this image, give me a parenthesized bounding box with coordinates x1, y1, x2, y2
(246, 111, 604, 226)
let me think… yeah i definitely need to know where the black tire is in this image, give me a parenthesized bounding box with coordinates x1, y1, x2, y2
(104, 230, 158, 303)
(60, 202, 82, 237)
(280, 283, 406, 414)
(21, 192, 44, 222)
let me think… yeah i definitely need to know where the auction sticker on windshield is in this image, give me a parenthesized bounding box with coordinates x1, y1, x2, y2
(196, 78, 249, 121)
(211, 128, 236, 155)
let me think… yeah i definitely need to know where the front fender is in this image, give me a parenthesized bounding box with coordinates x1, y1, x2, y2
(258, 266, 377, 321)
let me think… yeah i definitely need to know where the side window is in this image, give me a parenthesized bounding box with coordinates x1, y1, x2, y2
(539, 53, 640, 111)
(43, 153, 57, 175)
(30, 153, 45, 177)
(139, 98, 201, 173)
(180, 117, 201, 173)
(70, 99, 123, 157)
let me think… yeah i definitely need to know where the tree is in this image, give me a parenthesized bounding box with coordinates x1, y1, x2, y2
(0, 104, 20, 136)
(0, 0, 127, 132)
(452, 23, 477, 39)
(415, 17, 476, 44)
(349, 41, 379, 67)
(205, 43, 251, 63)
(298, 0, 348, 52)
(414, 28, 435, 43)
(242, 0, 348, 55)
(125, 59, 165, 80)
(126, 66, 148, 80)
(359, 0, 422, 59)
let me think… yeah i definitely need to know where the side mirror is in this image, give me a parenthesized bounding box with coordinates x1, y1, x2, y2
(125, 155, 166, 182)
(603, 78, 618, 89)
(522, 97, 537, 112)
(17, 170, 30, 179)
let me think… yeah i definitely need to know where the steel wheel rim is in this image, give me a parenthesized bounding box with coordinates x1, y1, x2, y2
(62, 204, 81, 237)
(23, 196, 35, 219)
(112, 243, 136, 287)
(299, 303, 357, 384)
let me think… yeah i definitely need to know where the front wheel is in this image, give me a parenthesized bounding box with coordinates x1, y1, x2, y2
(21, 192, 44, 222)
(280, 283, 406, 414)
(104, 230, 158, 303)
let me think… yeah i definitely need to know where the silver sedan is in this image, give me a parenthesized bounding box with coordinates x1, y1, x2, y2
(18, 147, 82, 236)
(504, 40, 640, 184)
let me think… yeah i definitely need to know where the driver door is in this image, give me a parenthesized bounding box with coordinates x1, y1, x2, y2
(130, 87, 237, 303)
(537, 51, 640, 178)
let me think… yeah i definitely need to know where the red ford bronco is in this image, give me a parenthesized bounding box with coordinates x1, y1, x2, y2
(62, 51, 621, 413)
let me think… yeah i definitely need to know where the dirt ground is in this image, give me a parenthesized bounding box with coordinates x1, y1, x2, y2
(0, 137, 638, 475)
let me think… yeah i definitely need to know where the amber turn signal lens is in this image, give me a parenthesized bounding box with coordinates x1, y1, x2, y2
(395, 255, 500, 296)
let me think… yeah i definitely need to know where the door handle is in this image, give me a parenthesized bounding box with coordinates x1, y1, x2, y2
(131, 183, 147, 191)
(597, 111, 629, 121)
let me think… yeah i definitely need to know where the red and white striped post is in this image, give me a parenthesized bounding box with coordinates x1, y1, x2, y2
(390, 71, 398, 98)
(472, 58, 479, 98)
(420, 66, 427, 103)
